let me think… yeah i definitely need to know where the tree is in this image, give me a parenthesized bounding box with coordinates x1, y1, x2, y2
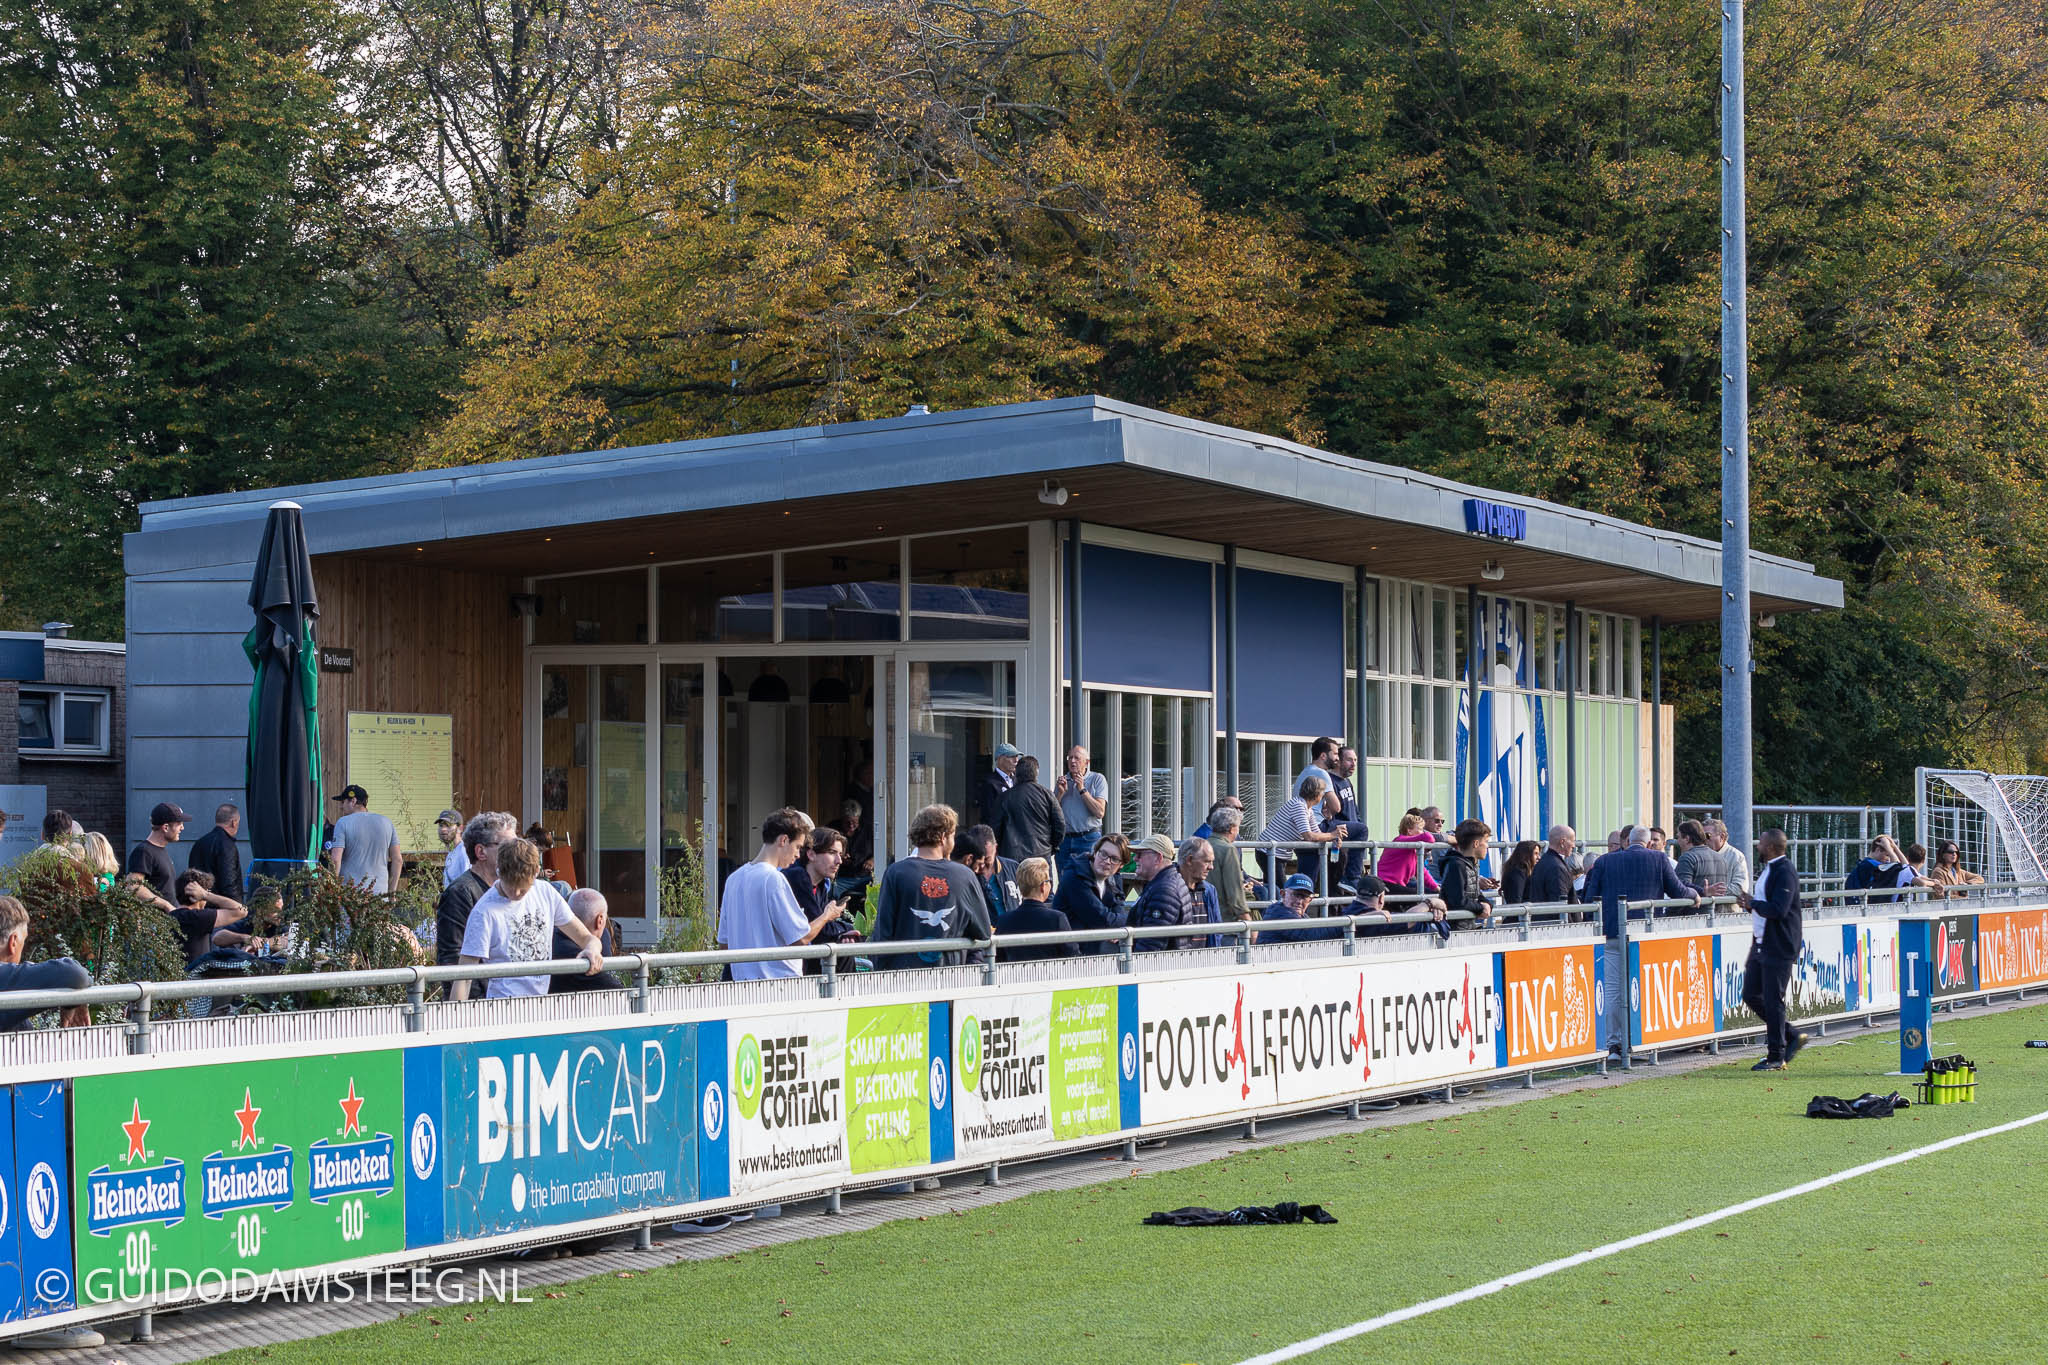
(1158, 0, 2048, 796)
(424, 0, 1323, 464)
(0, 0, 454, 635)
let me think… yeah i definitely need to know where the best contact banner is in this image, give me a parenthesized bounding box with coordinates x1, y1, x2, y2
(415, 1025, 696, 1243)
(952, 986, 1124, 1161)
(73, 1053, 404, 1305)
(721, 1008, 850, 1202)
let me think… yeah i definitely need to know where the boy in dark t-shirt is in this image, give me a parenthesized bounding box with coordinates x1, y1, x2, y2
(873, 805, 991, 968)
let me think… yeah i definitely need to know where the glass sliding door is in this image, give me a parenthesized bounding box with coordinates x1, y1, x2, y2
(536, 657, 658, 941)
(658, 663, 706, 937)
(902, 657, 1017, 838)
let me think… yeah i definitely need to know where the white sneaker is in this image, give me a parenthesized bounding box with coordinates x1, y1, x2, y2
(13, 1324, 108, 1349)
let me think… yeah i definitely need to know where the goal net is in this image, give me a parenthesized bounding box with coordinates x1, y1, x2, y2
(1916, 768, 2048, 889)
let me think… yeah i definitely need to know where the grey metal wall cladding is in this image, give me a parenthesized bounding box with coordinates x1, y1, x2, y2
(128, 578, 253, 632)
(127, 682, 251, 738)
(120, 631, 252, 686)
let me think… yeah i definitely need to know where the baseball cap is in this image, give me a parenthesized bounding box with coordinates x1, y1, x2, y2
(1135, 833, 1176, 861)
(149, 801, 187, 827)
(437, 808, 463, 824)
(330, 784, 369, 804)
(1350, 875, 1389, 901)
(1282, 874, 1316, 894)
(994, 742, 1022, 758)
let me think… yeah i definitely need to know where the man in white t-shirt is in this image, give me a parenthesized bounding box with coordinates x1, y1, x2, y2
(717, 808, 847, 981)
(451, 837, 604, 999)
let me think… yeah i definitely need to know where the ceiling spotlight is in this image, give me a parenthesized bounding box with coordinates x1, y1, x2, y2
(1480, 560, 1506, 582)
(1038, 480, 1070, 507)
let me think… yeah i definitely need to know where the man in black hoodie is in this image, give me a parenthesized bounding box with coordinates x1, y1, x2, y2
(1741, 828, 1807, 1071)
(994, 756, 1065, 865)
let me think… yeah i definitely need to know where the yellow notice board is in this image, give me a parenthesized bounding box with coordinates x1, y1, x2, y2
(345, 712, 453, 852)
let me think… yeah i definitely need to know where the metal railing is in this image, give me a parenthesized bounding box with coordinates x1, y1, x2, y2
(10, 877, 2039, 1026)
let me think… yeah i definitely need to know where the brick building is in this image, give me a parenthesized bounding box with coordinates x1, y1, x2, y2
(0, 628, 129, 846)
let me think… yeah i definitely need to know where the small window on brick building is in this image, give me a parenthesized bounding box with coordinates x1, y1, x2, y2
(19, 686, 110, 757)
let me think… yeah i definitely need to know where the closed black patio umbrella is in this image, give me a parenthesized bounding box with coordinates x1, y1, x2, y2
(243, 500, 322, 888)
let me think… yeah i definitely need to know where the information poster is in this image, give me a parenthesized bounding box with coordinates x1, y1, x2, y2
(73, 1053, 404, 1304)
(344, 713, 453, 852)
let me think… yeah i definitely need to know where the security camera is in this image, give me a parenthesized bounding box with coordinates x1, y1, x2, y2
(1758, 613, 1777, 629)
(1038, 480, 1070, 507)
(1480, 560, 1506, 582)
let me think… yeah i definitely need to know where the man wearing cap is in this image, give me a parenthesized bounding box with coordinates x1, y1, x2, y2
(1261, 874, 1341, 944)
(436, 808, 470, 888)
(325, 784, 403, 895)
(978, 742, 1021, 828)
(1130, 834, 1216, 952)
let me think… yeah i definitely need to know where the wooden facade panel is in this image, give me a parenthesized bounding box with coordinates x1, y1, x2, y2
(312, 557, 524, 823)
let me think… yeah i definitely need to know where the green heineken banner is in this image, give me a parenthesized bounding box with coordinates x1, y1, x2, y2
(73, 1052, 404, 1304)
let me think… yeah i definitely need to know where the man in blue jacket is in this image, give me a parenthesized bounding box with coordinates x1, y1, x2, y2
(1741, 828, 1808, 1071)
(1584, 825, 1699, 1055)
(1131, 835, 1219, 952)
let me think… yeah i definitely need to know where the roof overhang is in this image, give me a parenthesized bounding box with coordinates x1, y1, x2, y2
(128, 397, 1842, 622)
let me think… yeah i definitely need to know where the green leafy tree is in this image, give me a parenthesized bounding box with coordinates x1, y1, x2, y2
(0, 0, 456, 635)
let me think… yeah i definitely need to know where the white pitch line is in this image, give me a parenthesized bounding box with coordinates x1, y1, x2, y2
(1234, 1105, 2048, 1365)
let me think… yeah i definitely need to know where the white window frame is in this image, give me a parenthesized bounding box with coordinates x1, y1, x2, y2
(18, 684, 111, 758)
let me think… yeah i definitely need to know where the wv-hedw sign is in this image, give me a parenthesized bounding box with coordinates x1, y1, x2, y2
(1463, 498, 1528, 541)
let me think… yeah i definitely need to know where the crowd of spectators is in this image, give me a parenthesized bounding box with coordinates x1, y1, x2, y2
(1, 737, 1993, 1030)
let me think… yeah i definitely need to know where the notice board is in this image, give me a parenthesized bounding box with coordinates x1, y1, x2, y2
(345, 712, 453, 852)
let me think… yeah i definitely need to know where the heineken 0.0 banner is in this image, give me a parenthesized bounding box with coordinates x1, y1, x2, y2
(73, 1053, 404, 1303)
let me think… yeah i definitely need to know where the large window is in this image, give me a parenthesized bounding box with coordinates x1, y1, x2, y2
(18, 686, 110, 757)
(1364, 577, 1459, 762)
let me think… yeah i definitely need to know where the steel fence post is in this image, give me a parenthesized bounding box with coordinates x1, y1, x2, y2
(632, 960, 651, 1015)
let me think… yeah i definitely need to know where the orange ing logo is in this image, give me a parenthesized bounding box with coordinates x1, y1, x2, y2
(1504, 947, 1595, 1062)
(1638, 935, 1715, 1045)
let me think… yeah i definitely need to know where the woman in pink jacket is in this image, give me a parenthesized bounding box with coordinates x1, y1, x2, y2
(1375, 811, 1440, 893)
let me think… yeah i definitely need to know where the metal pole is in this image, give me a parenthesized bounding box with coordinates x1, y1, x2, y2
(1565, 601, 1579, 828)
(1353, 564, 1369, 836)
(1720, 0, 1755, 864)
(1650, 616, 1663, 828)
(1465, 585, 1481, 821)
(1225, 544, 1239, 802)
(1067, 518, 1086, 750)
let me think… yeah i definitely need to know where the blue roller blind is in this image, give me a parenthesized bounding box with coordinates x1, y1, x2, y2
(1233, 568, 1343, 737)
(1078, 545, 1213, 693)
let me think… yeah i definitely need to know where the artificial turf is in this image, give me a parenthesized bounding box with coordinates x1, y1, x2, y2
(209, 1005, 2048, 1364)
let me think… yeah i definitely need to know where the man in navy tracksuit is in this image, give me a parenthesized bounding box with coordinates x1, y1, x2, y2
(1741, 828, 1807, 1071)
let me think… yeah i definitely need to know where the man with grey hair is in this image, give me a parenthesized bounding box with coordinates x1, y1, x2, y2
(551, 888, 623, 993)
(435, 811, 518, 968)
(1206, 804, 1253, 924)
(1705, 818, 1751, 896)
(1580, 825, 1696, 1056)
(1529, 824, 1578, 905)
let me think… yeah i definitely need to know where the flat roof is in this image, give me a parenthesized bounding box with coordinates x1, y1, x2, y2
(128, 396, 1841, 622)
